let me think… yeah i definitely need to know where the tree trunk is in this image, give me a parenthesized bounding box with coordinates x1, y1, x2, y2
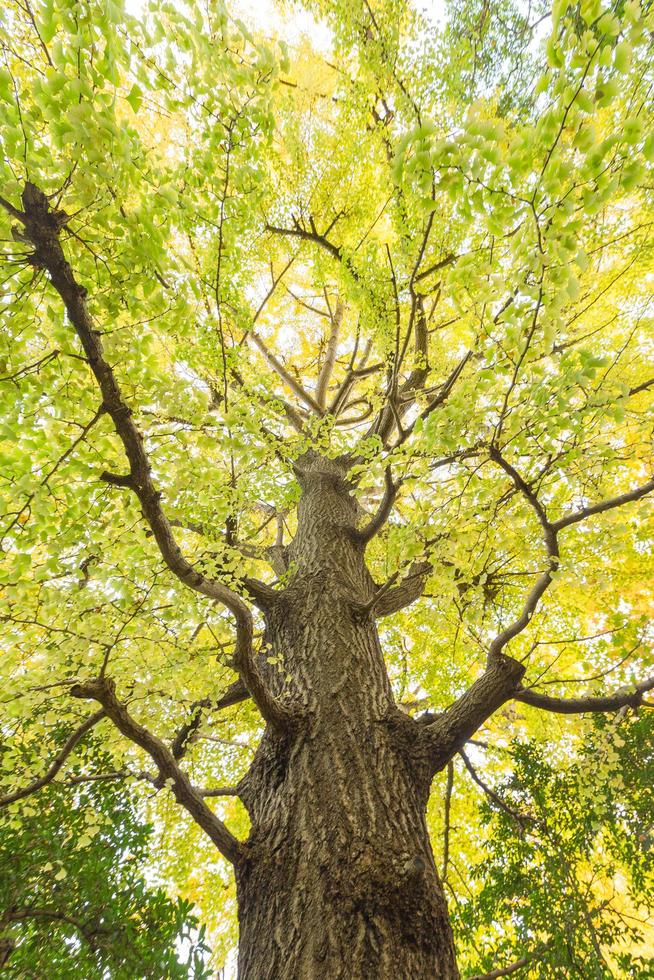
(236, 453, 459, 978)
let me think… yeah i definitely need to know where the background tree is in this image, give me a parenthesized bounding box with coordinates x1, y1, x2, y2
(0, 0, 653, 975)
(454, 711, 654, 977)
(0, 727, 212, 976)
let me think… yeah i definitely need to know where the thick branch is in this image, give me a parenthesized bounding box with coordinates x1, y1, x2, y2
(16, 183, 285, 728)
(214, 677, 250, 710)
(0, 710, 106, 806)
(70, 677, 244, 865)
(17, 186, 250, 606)
(200, 786, 241, 798)
(315, 297, 344, 409)
(423, 655, 526, 774)
(357, 467, 399, 544)
(514, 675, 654, 714)
(241, 576, 279, 608)
(373, 560, 432, 617)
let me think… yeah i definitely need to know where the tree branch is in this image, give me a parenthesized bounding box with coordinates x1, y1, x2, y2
(0, 710, 106, 806)
(356, 467, 399, 544)
(199, 785, 241, 798)
(459, 748, 532, 829)
(15, 182, 286, 729)
(629, 376, 654, 396)
(514, 675, 654, 714)
(486, 448, 654, 665)
(468, 954, 532, 980)
(229, 364, 307, 435)
(327, 341, 379, 418)
(1, 907, 108, 950)
(373, 560, 432, 617)
(62, 769, 158, 788)
(16, 183, 238, 611)
(248, 329, 323, 414)
(0, 192, 25, 219)
(165, 518, 285, 593)
(70, 677, 245, 865)
(422, 655, 526, 774)
(315, 296, 344, 409)
(417, 349, 471, 420)
(168, 679, 253, 761)
(442, 760, 454, 880)
(241, 576, 279, 609)
(413, 251, 457, 284)
(170, 701, 207, 760)
(366, 293, 430, 446)
(552, 476, 654, 531)
(487, 447, 560, 660)
(266, 219, 347, 270)
(214, 678, 250, 710)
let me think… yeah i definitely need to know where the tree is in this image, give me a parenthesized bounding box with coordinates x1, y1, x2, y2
(0, 727, 212, 977)
(455, 711, 654, 977)
(0, 0, 653, 975)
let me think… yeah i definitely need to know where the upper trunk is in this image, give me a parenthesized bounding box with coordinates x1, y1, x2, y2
(235, 453, 459, 978)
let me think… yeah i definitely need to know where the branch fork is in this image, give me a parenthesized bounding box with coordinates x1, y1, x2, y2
(70, 676, 245, 865)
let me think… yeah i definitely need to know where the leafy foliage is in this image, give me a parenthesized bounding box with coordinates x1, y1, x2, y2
(450, 712, 654, 976)
(0, 732, 211, 978)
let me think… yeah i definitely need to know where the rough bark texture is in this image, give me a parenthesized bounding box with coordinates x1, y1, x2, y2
(235, 454, 459, 979)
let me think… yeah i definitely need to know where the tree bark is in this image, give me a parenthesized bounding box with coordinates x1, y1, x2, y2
(235, 453, 459, 978)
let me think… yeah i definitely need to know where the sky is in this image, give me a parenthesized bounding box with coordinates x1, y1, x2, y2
(125, 0, 448, 47)
(235, 0, 448, 39)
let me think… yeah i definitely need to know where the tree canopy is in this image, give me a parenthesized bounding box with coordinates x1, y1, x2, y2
(1, 0, 653, 975)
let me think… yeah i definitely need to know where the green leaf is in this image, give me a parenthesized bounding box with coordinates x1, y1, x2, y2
(613, 41, 632, 73)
